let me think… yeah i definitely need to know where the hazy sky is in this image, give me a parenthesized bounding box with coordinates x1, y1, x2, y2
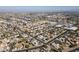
(0, 6, 79, 12)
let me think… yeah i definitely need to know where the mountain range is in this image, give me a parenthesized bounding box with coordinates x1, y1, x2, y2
(0, 6, 79, 12)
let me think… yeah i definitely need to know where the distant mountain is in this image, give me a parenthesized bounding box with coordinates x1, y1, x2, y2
(0, 6, 79, 12)
(69, 9, 79, 12)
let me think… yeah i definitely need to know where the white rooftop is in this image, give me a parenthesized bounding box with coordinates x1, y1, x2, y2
(50, 22, 57, 26)
(56, 24, 63, 27)
(64, 26, 78, 31)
